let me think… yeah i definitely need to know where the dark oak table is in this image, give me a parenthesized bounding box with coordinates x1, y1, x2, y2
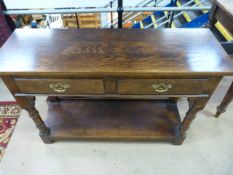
(0, 29, 233, 145)
(209, 0, 233, 117)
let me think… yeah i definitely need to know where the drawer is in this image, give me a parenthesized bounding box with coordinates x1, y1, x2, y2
(15, 79, 104, 94)
(118, 79, 208, 95)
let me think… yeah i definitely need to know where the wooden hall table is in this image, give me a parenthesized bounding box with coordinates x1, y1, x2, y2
(0, 29, 233, 145)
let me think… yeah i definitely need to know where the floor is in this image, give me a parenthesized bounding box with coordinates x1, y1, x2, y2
(0, 77, 233, 175)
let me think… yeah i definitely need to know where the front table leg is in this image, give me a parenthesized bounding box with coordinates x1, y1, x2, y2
(174, 97, 209, 145)
(1, 77, 52, 143)
(18, 96, 52, 144)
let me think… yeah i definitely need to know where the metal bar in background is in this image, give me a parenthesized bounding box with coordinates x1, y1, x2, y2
(75, 13, 79, 28)
(166, 0, 174, 28)
(3, 8, 117, 15)
(109, 0, 155, 28)
(144, 0, 199, 29)
(3, 6, 211, 15)
(122, 0, 155, 19)
(123, 6, 211, 12)
(118, 0, 123, 28)
(167, 0, 178, 28)
(110, 1, 114, 28)
(122, 0, 163, 25)
(153, 0, 207, 29)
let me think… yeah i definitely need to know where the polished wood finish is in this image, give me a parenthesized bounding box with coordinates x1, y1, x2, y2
(104, 79, 117, 94)
(216, 0, 233, 18)
(0, 29, 233, 145)
(15, 78, 104, 94)
(209, 0, 233, 117)
(118, 79, 208, 95)
(0, 29, 233, 77)
(46, 99, 181, 143)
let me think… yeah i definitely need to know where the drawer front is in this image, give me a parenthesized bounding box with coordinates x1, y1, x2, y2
(118, 79, 208, 95)
(15, 79, 104, 94)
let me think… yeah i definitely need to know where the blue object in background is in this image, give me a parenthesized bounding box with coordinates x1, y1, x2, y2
(31, 21, 38, 28)
(181, 13, 210, 28)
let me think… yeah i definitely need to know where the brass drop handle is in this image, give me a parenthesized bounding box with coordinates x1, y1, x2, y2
(151, 83, 172, 93)
(49, 83, 70, 93)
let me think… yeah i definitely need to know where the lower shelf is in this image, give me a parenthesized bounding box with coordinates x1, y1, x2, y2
(45, 99, 181, 143)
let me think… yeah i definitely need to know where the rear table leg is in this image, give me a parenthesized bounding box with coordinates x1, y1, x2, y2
(215, 82, 233, 118)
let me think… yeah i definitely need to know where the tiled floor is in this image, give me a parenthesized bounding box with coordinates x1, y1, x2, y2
(0, 77, 233, 175)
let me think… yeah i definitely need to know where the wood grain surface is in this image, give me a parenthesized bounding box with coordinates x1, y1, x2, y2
(45, 99, 181, 142)
(15, 78, 104, 94)
(118, 79, 208, 95)
(0, 29, 233, 77)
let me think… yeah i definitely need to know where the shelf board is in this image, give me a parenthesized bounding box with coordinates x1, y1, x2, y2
(45, 99, 181, 143)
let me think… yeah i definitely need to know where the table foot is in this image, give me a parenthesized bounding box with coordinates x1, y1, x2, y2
(215, 106, 226, 118)
(215, 82, 233, 118)
(40, 134, 53, 144)
(173, 136, 186, 145)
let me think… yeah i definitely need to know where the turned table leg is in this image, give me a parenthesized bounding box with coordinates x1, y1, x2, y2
(2, 76, 52, 143)
(174, 97, 209, 145)
(19, 97, 52, 143)
(215, 82, 233, 118)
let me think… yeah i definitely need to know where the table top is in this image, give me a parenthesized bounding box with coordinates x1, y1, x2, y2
(0, 29, 233, 77)
(216, 0, 233, 20)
